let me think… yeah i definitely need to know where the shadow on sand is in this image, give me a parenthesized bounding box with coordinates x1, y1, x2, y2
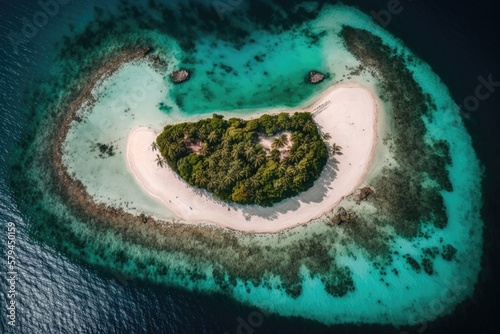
(184, 156, 340, 222)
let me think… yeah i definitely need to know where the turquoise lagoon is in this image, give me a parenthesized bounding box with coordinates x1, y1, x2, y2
(15, 2, 483, 327)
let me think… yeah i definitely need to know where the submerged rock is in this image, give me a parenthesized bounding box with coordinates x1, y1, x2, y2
(330, 207, 352, 225)
(357, 186, 374, 203)
(309, 71, 325, 84)
(139, 213, 150, 224)
(170, 69, 190, 83)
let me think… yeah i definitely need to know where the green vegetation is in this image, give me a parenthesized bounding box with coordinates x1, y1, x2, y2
(156, 112, 329, 206)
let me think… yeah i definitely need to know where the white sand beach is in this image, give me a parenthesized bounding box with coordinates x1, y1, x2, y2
(126, 83, 378, 232)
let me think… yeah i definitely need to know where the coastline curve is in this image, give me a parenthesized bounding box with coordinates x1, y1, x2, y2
(126, 83, 379, 232)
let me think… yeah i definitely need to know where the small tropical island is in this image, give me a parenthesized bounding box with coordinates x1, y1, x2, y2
(154, 112, 330, 206)
(10, 3, 483, 326)
(126, 83, 378, 232)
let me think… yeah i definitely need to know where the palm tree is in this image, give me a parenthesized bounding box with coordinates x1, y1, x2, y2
(272, 136, 286, 149)
(164, 146, 175, 160)
(207, 157, 217, 169)
(207, 131, 218, 143)
(295, 173, 307, 183)
(249, 177, 261, 189)
(297, 159, 307, 173)
(244, 145, 255, 161)
(236, 168, 247, 180)
(193, 171, 208, 186)
(231, 147, 240, 159)
(322, 132, 332, 141)
(254, 190, 265, 204)
(165, 143, 180, 160)
(151, 141, 159, 151)
(253, 152, 266, 168)
(159, 137, 168, 149)
(220, 171, 236, 189)
(331, 143, 343, 156)
(303, 121, 316, 132)
(288, 150, 301, 163)
(291, 116, 305, 129)
(221, 146, 231, 159)
(199, 143, 209, 156)
(216, 179, 227, 191)
(155, 154, 166, 168)
(270, 149, 281, 162)
(241, 165, 252, 178)
(207, 180, 217, 191)
(277, 163, 287, 175)
(221, 132, 231, 145)
(176, 137, 185, 148)
(280, 133, 288, 145)
(184, 126, 196, 139)
(198, 126, 209, 141)
(262, 167, 273, 179)
(282, 176, 292, 188)
(171, 128, 183, 140)
(226, 172, 236, 185)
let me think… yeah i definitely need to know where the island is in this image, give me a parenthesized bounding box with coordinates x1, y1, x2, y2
(11, 2, 483, 326)
(126, 83, 378, 232)
(155, 111, 329, 206)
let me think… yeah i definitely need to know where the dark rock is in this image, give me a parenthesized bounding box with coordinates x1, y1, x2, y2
(309, 71, 325, 84)
(403, 254, 421, 272)
(422, 258, 433, 275)
(220, 64, 233, 73)
(330, 207, 352, 225)
(139, 213, 148, 224)
(423, 247, 439, 259)
(357, 186, 374, 203)
(170, 69, 190, 83)
(442, 244, 457, 261)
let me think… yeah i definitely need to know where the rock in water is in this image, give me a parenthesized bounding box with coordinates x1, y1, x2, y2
(309, 71, 325, 84)
(357, 186, 374, 204)
(330, 207, 352, 225)
(170, 69, 190, 83)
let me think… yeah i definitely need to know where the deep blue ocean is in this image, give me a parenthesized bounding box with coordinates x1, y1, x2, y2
(0, 1, 499, 333)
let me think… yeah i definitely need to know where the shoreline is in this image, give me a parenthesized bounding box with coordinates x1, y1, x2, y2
(126, 83, 379, 232)
(45, 46, 326, 241)
(47, 48, 195, 235)
(46, 45, 380, 234)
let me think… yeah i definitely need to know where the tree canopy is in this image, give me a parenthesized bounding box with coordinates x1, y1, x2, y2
(156, 112, 329, 206)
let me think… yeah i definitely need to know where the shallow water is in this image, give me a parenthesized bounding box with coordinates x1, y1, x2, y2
(0, 0, 494, 333)
(45, 2, 486, 325)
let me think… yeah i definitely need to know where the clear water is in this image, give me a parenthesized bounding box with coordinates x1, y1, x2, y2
(1, 0, 485, 332)
(59, 4, 484, 325)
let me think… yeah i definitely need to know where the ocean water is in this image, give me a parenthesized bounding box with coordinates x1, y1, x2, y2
(1, 1, 498, 333)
